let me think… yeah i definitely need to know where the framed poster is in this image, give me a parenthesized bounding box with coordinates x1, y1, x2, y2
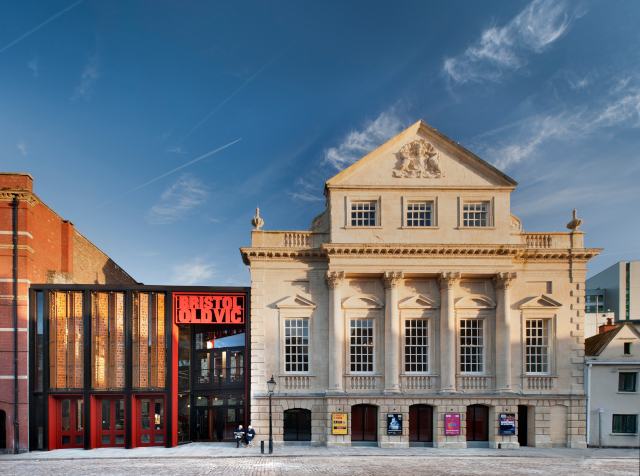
(445, 414, 460, 435)
(387, 413, 402, 435)
(332, 413, 347, 435)
(499, 414, 516, 435)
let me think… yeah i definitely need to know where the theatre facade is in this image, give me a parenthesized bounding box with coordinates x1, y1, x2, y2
(28, 285, 249, 451)
(240, 120, 601, 448)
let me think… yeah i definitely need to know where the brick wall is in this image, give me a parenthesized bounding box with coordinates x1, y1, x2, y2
(72, 230, 136, 285)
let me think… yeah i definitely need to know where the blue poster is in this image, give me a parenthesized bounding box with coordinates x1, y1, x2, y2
(499, 413, 516, 435)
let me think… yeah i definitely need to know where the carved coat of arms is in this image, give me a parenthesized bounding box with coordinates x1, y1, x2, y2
(393, 139, 444, 178)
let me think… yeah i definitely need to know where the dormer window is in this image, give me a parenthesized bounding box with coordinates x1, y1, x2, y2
(351, 201, 376, 227)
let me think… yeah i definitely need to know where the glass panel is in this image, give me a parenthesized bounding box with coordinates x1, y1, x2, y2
(155, 400, 164, 430)
(141, 434, 151, 443)
(141, 399, 150, 430)
(115, 435, 124, 445)
(61, 399, 71, 431)
(75, 435, 83, 446)
(102, 399, 110, 430)
(198, 352, 210, 384)
(133, 293, 166, 389)
(155, 434, 164, 443)
(77, 399, 84, 431)
(49, 292, 84, 390)
(92, 293, 125, 389)
(62, 435, 71, 445)
(36, 395, 44, 450)
(102, 435, 110, 444)
(178, 395, 190, 443)
(115, 399, 125, 430)
(178, 326, 191, 391)
(35, 291, 43, 391)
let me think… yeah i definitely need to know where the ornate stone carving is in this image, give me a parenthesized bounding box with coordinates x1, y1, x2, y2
(251, 207, 264, 230)
(437, 272, 461, 291)
(382, 271, 404, 290)
(492, 272, 517, 291)
(310, 208, 329, 233)
(325, 271, 345, 290)
(566, 209, 583, 231)
(510, 214, 523, 234)
(393, 139, 444, 178)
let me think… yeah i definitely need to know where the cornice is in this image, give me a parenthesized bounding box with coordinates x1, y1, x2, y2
(0, 190, 39, 206)
(239, 247, 327, 265)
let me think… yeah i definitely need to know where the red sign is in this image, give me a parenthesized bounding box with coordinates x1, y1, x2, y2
(173, 293, 245, 324)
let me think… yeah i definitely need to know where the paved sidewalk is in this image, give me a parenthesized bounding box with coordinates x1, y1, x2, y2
(0, 442, 638, 460)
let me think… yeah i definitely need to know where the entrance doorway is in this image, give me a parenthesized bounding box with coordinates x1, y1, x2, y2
(0, 410, 5, 449)
(195, 407, 244, 441)
(57, 397, 84, 449)
(351, 404, 377, 445)
(96, 397, 125, 447)
(409, 404, 433, 446)
(138, 397, 165, 446)
(466, 404, 489, 448)
(283, 409, 311, 442)
(518, 405, 528, 447)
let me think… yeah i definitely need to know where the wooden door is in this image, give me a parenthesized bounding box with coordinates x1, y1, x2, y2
(409, 405, 432, 442)
(518, 405, 528, 447)
(284, 409, 311, 441)
(139, 397, 165, 446)
(351, 405, 377, 441)
(466, 405, 488, 441)
(59, 397, 84, 448)
(96, 397, 126, 447)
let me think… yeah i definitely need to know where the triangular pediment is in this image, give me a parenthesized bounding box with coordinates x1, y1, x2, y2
(276, 294, 317, 310)
(342, 294, 384, 309)
(325, 120, 517, 191)
(519, 294, 562, 310)
(399, 294, 439, 309)
(455, 294, 496, 309)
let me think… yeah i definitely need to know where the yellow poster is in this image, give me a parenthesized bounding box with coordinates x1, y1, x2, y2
(332, 413, 347, 435)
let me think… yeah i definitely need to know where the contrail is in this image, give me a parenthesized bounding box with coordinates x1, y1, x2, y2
(97, 138, 241, 208)
(0, 0, 87, 54)
(177, 41, 296, 144)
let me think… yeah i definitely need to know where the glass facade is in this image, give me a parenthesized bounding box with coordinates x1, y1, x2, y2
(49, 291, 84, 390)
(91, 292, 125, 390)
(132, 292, 166, 389)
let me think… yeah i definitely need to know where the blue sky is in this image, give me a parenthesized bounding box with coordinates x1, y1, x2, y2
(1, 0, 638, 286)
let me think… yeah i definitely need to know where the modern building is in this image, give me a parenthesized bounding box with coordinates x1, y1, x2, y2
(27, 285, 249, 451)
(586, 262, 640, 322)
(584, 311, 615, 339)
(0, 173, 136, 453)
(585, 322, 640, 448)
(240, 120, 601, 449)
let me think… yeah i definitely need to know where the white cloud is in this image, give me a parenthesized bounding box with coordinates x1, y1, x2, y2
(167, 146, 186, 154)
(323, 109, 405, 170)
(289, 191, 325, 203)
(172, 257, 215, 285)
(17, 140, 27, 156)
(147, 174, 209, 224)
(443, 0, 578, 85)
(72, 54, 100, 101)
(27, 56, 38, 77)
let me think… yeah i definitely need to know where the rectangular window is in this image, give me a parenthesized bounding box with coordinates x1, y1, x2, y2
(618, 372, 637, 392)
(624, 342, 632, 355)
(35, 291, 43, 392)
(350, 201, 376, 227)
(526, 319, 549, 374)
(132, 292, 166, 389)
(463, 202, 488, 227)
(460, 319, 484, 373)
(49, 291, 84, 390)
(612, 414, 638, 434)
(284, 318, 309, 372)
(350, 319, 374, 372)
(406, 202, 432, 227)
(91, 292, 125, 390)
(405, 319, 428, 372)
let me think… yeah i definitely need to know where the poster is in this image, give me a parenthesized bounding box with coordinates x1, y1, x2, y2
(332, 413, 347, 435)
(387, 413, 402, 435)
(499, 413, 516, 435)
(445, 414, 460, 435)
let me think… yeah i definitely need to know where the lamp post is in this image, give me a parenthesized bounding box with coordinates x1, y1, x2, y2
(267, 375, 276, 454)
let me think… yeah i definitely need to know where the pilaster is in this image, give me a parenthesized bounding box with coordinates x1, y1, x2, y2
(326, 271, 346, 393)
(492, 272, 517, 392)
(382, 271, 403, 393)
(437, 272, 460, 393)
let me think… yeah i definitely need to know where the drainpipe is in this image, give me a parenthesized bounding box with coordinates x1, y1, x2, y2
(11, 195, 20, 454)
(586, 362, 591, 447)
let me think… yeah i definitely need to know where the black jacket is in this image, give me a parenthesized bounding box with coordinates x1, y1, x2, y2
(246, 429, 256, 438)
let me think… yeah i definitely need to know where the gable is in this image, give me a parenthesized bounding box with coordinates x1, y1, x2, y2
(325, 120, 517, 191)
(399, 294, 439, 309)
(276, 294, 317, 310)
(342, 294, 384, 309)
(455, 294, 496, 309)
(519, 295, 562, 310)
(597, 324, 640, 360)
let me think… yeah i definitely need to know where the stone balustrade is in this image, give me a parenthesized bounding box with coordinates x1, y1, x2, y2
(280, 374, 315, 391)
(400, 375, 436, 391)
(521, 233, 572, 249)
(344, 375, 381, 391)
(250, 230, 329, 248)
(457, 375, 494, 391)
(525, 376, 557, 391)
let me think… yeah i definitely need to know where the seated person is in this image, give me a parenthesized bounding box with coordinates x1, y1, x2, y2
(245, 425, 256, 446)
(234, 425, 245, 447)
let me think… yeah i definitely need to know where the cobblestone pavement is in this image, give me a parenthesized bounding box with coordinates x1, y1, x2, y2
(0, 454, 639, 476)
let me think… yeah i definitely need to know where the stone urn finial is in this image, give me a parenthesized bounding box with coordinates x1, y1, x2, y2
(251, 207, 264, 230)
(566, 209, 583, 231)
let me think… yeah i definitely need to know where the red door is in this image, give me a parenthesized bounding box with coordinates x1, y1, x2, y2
(138, 397, 165, 446)
(59, 397, 84, 448)
(351, 405, 377, 441)
(409, 405, 432, 442)
(466, 405, 489, 441)
(96, 397, 126, 447)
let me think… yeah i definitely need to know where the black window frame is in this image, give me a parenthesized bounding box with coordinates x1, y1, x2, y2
(612, 414, 638, 434)
(618, 372, 637, 392)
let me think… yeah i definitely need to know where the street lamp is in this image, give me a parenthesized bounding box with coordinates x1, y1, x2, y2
(267, 375, 276, 454)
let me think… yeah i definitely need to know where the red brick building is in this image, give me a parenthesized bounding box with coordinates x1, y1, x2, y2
(0, 173, 136, 453)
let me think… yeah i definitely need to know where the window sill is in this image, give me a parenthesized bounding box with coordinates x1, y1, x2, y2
(617, 391, 638, 394)
(345, 225, 382, 229)
(457, 226, 497, 230)
(401, 226, 440, 230)
(610, 433, 639, 436)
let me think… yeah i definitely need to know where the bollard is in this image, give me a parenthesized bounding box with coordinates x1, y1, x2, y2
(261, 440, 265, 454)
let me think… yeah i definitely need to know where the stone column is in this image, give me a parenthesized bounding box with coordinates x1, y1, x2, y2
(383, 271, 404, 393)
(326, 271, 346, 393)
(438, 272, 460, 393)
(493, 272, 517, 392)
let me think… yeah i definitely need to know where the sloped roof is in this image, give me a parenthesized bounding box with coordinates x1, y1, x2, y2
(324, 120, 518, 193)
(584, 326, 622, 356)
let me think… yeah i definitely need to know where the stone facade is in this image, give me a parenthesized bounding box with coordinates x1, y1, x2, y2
(240, 121, 601, 448)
